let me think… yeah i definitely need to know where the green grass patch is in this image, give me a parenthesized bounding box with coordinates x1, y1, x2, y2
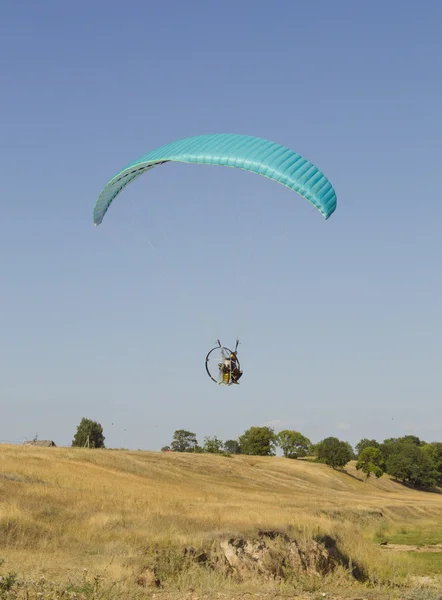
(372, 521, 442, 547)
(406, 551, 442, 576)
(389, 524, 442, 547)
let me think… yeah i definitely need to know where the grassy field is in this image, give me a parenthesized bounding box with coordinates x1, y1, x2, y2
(1, 444, 442, 599)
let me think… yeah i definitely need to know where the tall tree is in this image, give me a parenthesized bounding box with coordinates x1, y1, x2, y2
(356, 447, 385, 480)
(400, 435, 423, 446)
(239, 426, 277, 456)
(422, 442, 442, 484)
(381, 435, 423, 456)
(386, 444, 439, 489)
(355, 438, 380, 457)
(316, 437, 353, 469)
(277, 430, 311, 459)
(170, 430, 198, 452)
(72, 417, 105, 448)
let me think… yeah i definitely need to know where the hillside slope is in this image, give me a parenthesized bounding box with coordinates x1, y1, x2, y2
(1, 445, 441, 597)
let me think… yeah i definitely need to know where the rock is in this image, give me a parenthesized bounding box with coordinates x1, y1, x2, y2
(218, 532, 336, 581)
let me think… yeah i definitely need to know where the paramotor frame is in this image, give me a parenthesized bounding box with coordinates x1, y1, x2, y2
(205, 339, 241, 386)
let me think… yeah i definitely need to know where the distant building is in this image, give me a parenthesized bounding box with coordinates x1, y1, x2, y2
(24, 440, 57, 447)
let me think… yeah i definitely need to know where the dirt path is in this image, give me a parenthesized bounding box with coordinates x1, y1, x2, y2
(380, 542, 442, 552)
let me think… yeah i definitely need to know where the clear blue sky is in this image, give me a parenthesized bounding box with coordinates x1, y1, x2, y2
(1, 0, 441, 450)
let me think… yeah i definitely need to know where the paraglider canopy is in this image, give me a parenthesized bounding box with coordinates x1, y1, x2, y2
(93, 133, 337, 225)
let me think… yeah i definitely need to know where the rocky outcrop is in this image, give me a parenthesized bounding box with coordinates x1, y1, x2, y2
(138, 530, 346, 588)
(218, 532, 336, 581)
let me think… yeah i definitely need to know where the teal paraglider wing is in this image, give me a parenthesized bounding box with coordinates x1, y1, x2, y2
(93, 134, 337, 225)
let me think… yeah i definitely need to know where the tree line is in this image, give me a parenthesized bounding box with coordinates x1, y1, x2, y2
(162, 429, 442, 491)
(70, 418, 442, 491)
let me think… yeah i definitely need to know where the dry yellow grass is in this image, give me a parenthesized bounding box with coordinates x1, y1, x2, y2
(1, 444, 442, 597)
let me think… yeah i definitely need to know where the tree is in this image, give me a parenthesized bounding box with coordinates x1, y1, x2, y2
(203, 436, 224, 454)
(355, 438, 380, 457)
(356, 447, 385, 480)
(345, 441, 356, 460)
(277, 430, 311, 459)
(316, 437, 353, 469)
(72, 417, 105, 448)
(170, 430, 198, 452)
(401, 435, 423, 446)
(422, 442, 442, 484)
(386, 444, 439, 489)
(161, 446, 171, 452)
(224, 439, 241, 454)
(239, 426, 277, 456)
(380, 436, 424, 462)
